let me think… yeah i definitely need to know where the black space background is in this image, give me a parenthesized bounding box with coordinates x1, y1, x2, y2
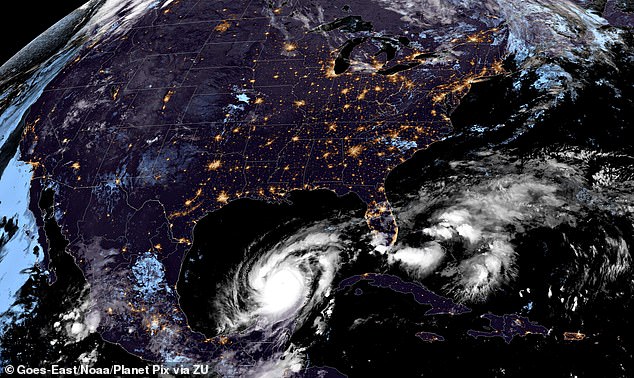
(0, 0, 87, 66)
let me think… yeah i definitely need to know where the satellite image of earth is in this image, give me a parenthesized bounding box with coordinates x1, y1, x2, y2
(1, 0, 633, 376)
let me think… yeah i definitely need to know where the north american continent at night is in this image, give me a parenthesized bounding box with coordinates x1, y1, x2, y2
(20, 0, 507, 361)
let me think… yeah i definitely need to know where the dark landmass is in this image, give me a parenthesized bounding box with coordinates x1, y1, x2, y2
(17, 0, 506, 361)
(337, 273, 471, 316)
(602, 0, 634, 26)
(563, 332, 587, 341)
(0, 188, 147, 369)
(4, 0, 631, 374)
(467, 313, 549, 344)
(415, 332, 445, 342)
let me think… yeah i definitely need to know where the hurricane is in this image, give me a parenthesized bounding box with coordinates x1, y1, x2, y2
(214, 226, 345, 336)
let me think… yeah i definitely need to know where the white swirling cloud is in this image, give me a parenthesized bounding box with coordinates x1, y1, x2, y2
(214, 225, 345, 336)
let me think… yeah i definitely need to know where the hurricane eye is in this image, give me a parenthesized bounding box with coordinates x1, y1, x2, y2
(256, 267, 306, 316)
